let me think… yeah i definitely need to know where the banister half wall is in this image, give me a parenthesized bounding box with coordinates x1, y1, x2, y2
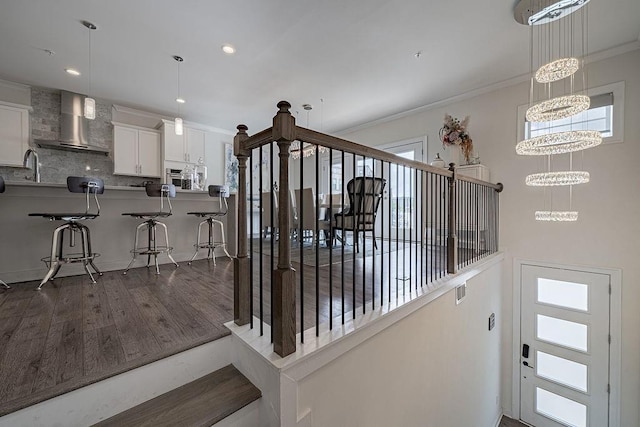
(234, 101, 503, 357)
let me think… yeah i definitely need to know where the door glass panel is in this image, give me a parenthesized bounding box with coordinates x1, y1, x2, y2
(537, 351, 588, 392)
(537, 314, 588, 352)
(537, 278, 589, 311)
(536, 387, 587, 427)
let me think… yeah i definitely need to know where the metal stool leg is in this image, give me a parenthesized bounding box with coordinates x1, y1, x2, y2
(79, 225, 96, 284)
(188, 219, 208, 265)
(0, 279, 9, 289)
(124, 221, 146, 274)
(213, 219, 233, 260)
(157, 221, 179, 269)
(37, 223, 69, 290)
(84, 224, 102, 276)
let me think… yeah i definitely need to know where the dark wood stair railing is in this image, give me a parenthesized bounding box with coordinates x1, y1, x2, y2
(233, 101, 504, 358)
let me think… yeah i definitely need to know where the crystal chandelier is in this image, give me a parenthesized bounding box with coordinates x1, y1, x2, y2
(514, 0, 600, 222)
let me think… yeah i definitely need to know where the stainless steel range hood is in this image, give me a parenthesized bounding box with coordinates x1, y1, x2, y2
(35, 90, 110, 155)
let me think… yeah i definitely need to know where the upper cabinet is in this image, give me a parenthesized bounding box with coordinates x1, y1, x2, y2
(0, 103, 30, 167)
(161, 120, 205, 164)
(113, 123, 161, 177)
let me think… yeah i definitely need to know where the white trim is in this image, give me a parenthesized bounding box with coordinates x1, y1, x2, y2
(337, 41, 640, 136)
(159, 118, 235, 135)
(111, 121, 161, 133)
(511, 258, 622, 427)
(112, 103, 166, 123)
(0, 100, 32, 111)
(0, 78, 30, 91)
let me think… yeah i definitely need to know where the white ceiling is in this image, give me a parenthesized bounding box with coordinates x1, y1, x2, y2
(0, 0, 638, 134)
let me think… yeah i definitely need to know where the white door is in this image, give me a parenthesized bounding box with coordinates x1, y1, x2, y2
(520, 264, 610, 427)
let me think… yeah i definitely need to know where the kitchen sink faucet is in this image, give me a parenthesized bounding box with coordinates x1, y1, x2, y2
(23, 148, 41, 183)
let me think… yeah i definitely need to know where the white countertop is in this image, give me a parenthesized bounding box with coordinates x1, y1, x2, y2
(5, 180, 213, 194)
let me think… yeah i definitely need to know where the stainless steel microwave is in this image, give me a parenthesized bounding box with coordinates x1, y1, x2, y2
(166, 168, 182, 186)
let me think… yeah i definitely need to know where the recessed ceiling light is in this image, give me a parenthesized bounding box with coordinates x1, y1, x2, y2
(222, 44, 236, 55)
(65, 68, 81, 76)
(176, 97, 186, 104)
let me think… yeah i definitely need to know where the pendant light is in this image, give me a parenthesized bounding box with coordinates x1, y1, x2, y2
(83, 21, 97, 120)
(514, 0, 600, 222)
(173, 55, 184, 136)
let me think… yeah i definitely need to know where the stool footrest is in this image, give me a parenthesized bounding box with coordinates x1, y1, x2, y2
(130, 247, 173, 256)
(42, 252, 101, 265)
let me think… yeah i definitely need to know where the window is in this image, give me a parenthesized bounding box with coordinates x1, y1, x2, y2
(517, 81, 625, 145)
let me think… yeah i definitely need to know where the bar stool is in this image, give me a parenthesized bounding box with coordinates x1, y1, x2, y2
(187, 185, 233, 265)
(29, 176, 104, 290)
(122, 183, 179, 274)
(0, 176, 10, 289)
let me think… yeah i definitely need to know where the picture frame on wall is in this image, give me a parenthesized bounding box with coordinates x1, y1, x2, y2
(224, 143, 238, 193)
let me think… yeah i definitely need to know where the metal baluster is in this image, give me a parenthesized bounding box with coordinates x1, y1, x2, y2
(259, 145, 264, 336)
(329, 148, 333, 331)
(300, 145, 305, 342)
(341, 150, 345, 324)
(315, 145, 320, 336)
(270, 141, 275, 342)
(249, 151, 254, 329)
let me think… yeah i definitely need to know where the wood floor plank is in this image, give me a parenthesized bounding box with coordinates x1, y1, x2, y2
(51, 277, 83, 324)
(93, 365, 261, 427)
(128, 286, 198, 348)
(0, 337, 46, 401)
(102, 274, 162, 361)
(83, 277, 114, 331)
(83, 324, 126, 375)
(32, 318, 83, 392)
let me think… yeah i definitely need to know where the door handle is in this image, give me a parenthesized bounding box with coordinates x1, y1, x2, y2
(523, 360, 534, 369)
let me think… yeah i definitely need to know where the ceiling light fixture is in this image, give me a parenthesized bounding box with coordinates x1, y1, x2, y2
(291, 103, 328, 160)
(173, 55, 184, 136)
(65, 68, 81, 76)
(515, 0, 600, 222)
(222, 44, 236, 55)
(82, 20, 97, 120)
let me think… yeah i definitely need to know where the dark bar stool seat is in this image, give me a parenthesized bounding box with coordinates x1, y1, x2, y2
(28, 176, 104, 290)
(187, 185, 233, 265)
(0, 176, 10, 289)
(122, 183, 179, 274)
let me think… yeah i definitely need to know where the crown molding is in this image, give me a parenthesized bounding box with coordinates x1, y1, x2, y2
(112, 104, 165, 122)
(0, 78, 30, 91)
(337, 40, 640, 136)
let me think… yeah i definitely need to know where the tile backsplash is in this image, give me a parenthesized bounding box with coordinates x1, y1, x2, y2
(0, 87, 159, 187)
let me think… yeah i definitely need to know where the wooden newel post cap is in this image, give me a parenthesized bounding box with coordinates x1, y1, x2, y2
(277, 101, 292, 112)
(448, 163, 456, 172)
(496, 183, 504, 193)
(236, 124, 248, 134)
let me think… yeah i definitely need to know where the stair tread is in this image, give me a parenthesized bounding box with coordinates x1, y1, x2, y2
(93, 364, 261, 427)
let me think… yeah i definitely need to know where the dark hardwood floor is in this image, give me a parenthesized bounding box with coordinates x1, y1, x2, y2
(499, 415, 530, 427)
(0, 240, 494, 418)
(0, 259, 234, 417)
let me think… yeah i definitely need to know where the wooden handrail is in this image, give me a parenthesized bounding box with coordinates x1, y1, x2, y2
(233, 101, 504, 358)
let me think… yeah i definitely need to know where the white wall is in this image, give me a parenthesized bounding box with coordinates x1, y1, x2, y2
(296, 262, 502, 427)
(340, 48, 640, 426)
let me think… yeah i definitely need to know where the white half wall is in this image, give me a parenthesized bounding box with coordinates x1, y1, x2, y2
(340, 48, 640, 426)
(295, 261, 502, 427)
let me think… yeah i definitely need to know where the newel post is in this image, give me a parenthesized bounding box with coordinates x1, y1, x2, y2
(234, 124, 251, 326)
(272, 101, 297, 357)
(447, 163, 458, 274)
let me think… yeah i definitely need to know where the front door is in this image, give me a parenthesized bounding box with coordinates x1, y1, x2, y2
(520, 264, 610, 427)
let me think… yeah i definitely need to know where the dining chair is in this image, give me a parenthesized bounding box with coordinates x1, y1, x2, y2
(333, 177, 386, 253)
(295, 188, 331, 246)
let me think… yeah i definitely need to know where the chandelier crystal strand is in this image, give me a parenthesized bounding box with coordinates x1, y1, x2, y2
(535, 211, 579, 221)
(525, 94, 590, 122)
(526, 171, 589, 186)
(535, 57, 579, 83)
(516, 130, 602, 155)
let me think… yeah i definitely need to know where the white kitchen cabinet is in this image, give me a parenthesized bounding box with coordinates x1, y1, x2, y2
(0, 103, 30, 167)
(161, 120, 206, 164)
(113, 123, 161, 177)
(186, 127, 205, 163)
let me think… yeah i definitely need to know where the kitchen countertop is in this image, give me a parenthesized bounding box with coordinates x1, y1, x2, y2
(5, 180, 214, 193)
